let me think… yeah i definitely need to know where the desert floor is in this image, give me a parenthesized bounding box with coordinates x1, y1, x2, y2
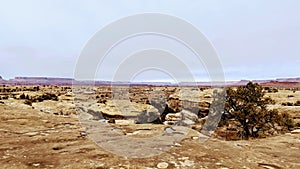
(0, 86, 300, 169)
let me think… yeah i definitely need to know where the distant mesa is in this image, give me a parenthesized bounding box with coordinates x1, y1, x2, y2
(0, 77, 74, 86)
(0, 76, 6, 82)
(0, 76, 300, 87)
(276, 77, 300, 82)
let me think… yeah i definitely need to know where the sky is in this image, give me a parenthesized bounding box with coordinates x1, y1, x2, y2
(0, 0, 299, 82)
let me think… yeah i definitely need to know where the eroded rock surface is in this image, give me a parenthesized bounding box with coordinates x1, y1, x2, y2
(1, 85, 300, 168)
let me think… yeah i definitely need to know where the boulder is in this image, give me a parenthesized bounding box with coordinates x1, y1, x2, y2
(164, 109, 199, 126)
(180, 109, 198, 122)
(291, 129, 300, 134)
(136, 110, 161, 124)
(165, 113, 182, 121)
(181, 119, 196, 126)
(157, 162, 169, 169)
(115, 120, 135, 125)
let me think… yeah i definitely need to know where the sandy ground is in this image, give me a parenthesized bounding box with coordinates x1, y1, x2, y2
(1, 99, 300, 169)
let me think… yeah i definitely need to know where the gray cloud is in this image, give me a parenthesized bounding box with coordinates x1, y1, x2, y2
(0, 0, 299, 81)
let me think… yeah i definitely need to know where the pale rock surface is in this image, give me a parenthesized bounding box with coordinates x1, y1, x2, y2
(157, 162, 169, 169)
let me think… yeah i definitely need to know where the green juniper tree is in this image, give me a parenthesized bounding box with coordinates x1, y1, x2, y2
(221, 82, 294, 139)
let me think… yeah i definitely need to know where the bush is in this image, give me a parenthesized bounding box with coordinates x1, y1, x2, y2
(31, 93, 58, 102)
(1, 96, 8, 100)
(24, 99, 32, 106)
(221, 82, 294, 139)
(19, 93, 26, 99)
(277, 112, 294, 131)
(294, 101, 300, 106)
(33, 86, 40, 91)
(282, 102, 294, 106)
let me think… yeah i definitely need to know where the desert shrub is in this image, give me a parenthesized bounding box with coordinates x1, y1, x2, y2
(19, 93, 26, 99)
(277, 112, 294, 131)
(12, 94, 18, 99)
(1, 96, 8, 100)
(24, 99, 32, 106)
(97, 99, 107, 104)
(282, 102, 294, 106)
(220, 82, 294, 139)
(41, 93, 58, 101)
(294, 101, 300, 106)
(33, 86, 40, 91)
(30, 93, 58, 102)
(265, 87, 278, 93)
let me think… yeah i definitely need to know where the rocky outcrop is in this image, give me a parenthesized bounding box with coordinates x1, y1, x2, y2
(166, 97, 210, 117)
(136, 109, 161, 124)
(93, 86, 213, 127)
(164, 109, 199, 126)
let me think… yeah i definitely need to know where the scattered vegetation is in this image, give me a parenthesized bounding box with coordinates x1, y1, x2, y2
(294, 101, 300, 106)
(24, 99, 32, 106)
(282, 101, 300, 106)
(281, 102, 294, 106)
(220, 82, 294, 139)
(19, 93, 58, 103)
(264, 87, 278, 93)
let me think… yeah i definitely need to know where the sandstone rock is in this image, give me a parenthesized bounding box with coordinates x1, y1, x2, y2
(65, 92, 73, 97)
(157, 162, 169, 169)
(291, 129, 300, 134)
(179, 159, 194, 167)
(115, 120, 135, 125)
(164, 109, 200, 126)
(174, 142, 182, 147)
(163, 121, 176, 125)
(80, 131, 87, 137)
(199, 116, 208, 125)
(164, 127, 176, 133)
(204, 94, 212, 98)
(191, 136, 199, 140)
(178, 157, 189, 160)
(180, 109, 198, 122)
(167, 98, 182, 112)
(181, 119, 196, 126)
(23, 132, 39, 137)
(165, 113, 181, 121)
(136, 109, 160, 124)
(32, 163, 40, 167)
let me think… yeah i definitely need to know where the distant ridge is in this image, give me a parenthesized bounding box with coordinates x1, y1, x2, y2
(4, 77, 74, 85)
(0, 76, 300, 87)
(276, 77, 300, 82)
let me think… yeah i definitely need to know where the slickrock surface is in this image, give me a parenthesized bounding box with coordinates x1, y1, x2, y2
(1, 85, 300, 168)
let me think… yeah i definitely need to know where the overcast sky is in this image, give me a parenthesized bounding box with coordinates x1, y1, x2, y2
(0, 0, 299, 81)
